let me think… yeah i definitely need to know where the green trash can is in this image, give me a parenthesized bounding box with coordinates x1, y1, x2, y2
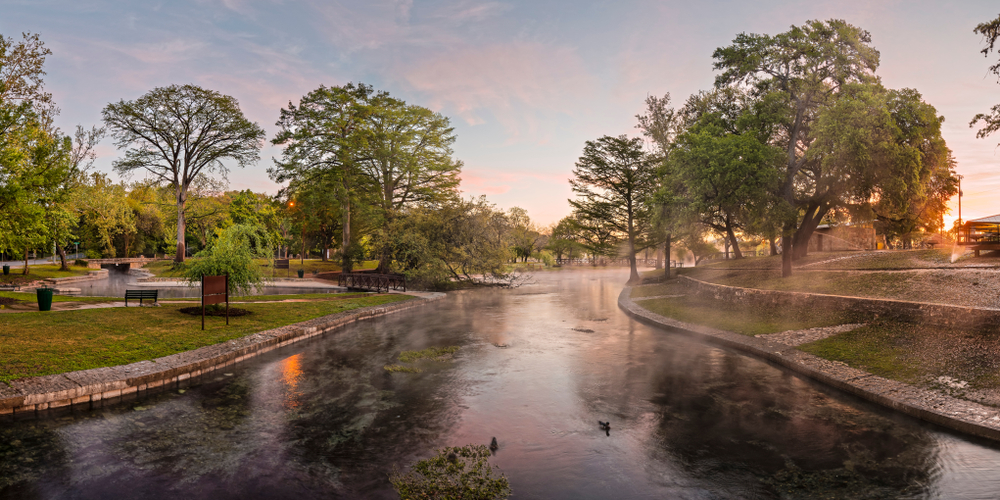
(297, 269, 305, 278)
(2, 265, 8, 275)
(36, 287, 54, 311)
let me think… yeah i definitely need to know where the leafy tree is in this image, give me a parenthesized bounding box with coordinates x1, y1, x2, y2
(184, 223, 271, 297)
(271, 83, 375, 272)
(390, 444, 511, 500)
(508, 207, 542, 262)
(102, 84, 265, 263)
(669, 89, 782, 259)
(356, 94, 462, 270)
(545, 216, 585, 262)
(74, 173, 136, 258)
(570, 135, 658, 283)
(972, 14, 1000, 145)
(713, 19, 879, 276)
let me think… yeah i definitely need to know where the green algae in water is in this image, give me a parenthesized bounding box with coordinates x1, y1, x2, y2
(398, 346, 460, 363)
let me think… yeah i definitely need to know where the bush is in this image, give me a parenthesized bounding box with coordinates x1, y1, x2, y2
(390, 444, 511, 500)
(74, 259, 88, 267)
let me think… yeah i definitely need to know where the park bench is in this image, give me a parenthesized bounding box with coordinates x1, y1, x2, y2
(0, 285, 19, 292)
(125, 289, 158, 307)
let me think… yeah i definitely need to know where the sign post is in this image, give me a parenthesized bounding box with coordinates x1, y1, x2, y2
(201, 274, 229, 330)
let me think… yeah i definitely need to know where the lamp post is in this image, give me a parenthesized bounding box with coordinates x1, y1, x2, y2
(958, 174, 964, 226)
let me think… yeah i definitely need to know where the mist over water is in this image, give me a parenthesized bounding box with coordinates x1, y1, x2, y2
(3, 268, 1000, 499)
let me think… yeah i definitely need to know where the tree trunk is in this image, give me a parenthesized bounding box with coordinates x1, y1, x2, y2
(175, 188, 187, 263)
(663, 233, 671, 280)
(769, 237, 777, 257)
(726, 222, 743, 259)
(781, 229, 792, 278)
(792, 204, 828, 261)
(626, 207, 639, 284)
(341, 196, 352, 273)
(57, 244, 68, 271)
(22, 249, 29, 275)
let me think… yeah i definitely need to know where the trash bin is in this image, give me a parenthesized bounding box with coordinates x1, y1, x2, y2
(36, 287, 54, 311)
(2, 265, 8, 275)
(297, 269, 305, 278)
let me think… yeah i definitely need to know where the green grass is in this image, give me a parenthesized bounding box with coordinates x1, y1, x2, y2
(799, 323, 928, 384)
(0, 291, 120, 304)
(0, 294, 413, 382)
(397, 346, 460, 363)
(0, 264, 92, 284)
(682, 268, 915, 298)
(639, 295, 850, 336)
(630, 280, 688, 298)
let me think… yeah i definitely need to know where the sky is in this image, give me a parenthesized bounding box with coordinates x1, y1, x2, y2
(3, 0, 1000, 226)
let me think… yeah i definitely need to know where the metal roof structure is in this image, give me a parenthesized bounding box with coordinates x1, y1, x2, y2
(968, 214, 1000, 224)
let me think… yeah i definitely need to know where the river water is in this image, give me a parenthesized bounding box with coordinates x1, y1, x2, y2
(3, 268, 1000, 499)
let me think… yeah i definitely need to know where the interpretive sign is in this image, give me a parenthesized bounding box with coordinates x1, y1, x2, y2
(201, 274, 229, 330)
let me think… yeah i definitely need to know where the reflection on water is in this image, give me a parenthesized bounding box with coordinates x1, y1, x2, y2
(3, 269, 1000, 499)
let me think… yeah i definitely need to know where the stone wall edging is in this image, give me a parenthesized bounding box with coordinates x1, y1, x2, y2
(0, 293, 444, 418)
(618, 286, 1000, 443)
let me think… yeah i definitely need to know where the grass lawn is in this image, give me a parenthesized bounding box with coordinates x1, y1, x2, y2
(142, 259, 380, 278)
(0, 264, 92, 284)
(0, 291, 119, 304)
(799, 322, 1000, 394)
(0, 294, 412, 382)
(681, 268, 915, 298)
(636, 293, 851, 336)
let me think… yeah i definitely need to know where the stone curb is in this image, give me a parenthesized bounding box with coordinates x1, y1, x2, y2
(0, 293, 444, 418)
(618, 285, 1000, 443)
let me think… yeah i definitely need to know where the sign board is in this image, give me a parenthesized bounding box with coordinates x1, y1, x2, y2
(274, 259, 289, 269)
(201, 274, 229, 330)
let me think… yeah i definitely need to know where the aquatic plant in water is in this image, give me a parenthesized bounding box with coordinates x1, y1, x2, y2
(398, 346, 460, 363)
(390, 444, 511, 500)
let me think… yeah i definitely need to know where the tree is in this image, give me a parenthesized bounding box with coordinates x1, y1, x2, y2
(546, 217, 584, 262)
(272, 83, 376, 272)
(972, 14, 1000, 146)
(0, 32, 54, 116)
(74, 173, 136, 258)
(102, 84, 265, 263)
(713, 19, 880, 276)
(570, 135, 658, 283)
(184, 223, 271, 297)
(669, 88, 782, 260)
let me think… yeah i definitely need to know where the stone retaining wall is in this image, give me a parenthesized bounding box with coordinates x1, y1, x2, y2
(618, 286, 1000, 443)
(681, 275, 1000, 330)
(0, 294, 442, 418)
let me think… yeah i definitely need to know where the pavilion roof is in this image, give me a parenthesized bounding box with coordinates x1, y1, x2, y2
(967, 214, 1000, 224)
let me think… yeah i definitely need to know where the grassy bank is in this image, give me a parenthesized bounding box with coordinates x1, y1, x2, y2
(800, 322, 1000, 396)
(0, 294, 411, 382)
(0, 264, 92, 284)
(631, 283, 850, 336)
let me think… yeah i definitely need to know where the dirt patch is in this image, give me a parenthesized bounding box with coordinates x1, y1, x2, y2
(178, 306, 253, 317)
(0, 297, 20, 306)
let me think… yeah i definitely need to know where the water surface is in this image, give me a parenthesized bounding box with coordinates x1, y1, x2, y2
(3, 269, 1000, 499)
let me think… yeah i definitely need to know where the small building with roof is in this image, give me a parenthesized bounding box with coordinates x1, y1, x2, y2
(958, 214, 1000, 256)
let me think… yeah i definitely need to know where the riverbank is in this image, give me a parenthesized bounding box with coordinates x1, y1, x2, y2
(621, 278, 1000, 442)
(0, 291, 443, 418)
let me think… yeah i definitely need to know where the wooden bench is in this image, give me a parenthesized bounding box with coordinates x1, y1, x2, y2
(125, 289, 158, 307)
(0, 284, 19, 292)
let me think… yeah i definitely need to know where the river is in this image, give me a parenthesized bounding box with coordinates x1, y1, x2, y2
(2, 268, 1000, 499)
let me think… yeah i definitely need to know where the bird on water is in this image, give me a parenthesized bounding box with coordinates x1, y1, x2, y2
(490, 437, 498, 451)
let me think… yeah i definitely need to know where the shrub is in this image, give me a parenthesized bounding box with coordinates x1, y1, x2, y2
(390, 444, 511, 500)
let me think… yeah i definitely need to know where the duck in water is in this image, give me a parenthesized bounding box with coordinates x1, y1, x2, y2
(599, 421, 611, 435)
(490, 437, 498, 452)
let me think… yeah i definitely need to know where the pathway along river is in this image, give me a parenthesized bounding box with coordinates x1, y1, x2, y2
(3, 269, 1000, 499)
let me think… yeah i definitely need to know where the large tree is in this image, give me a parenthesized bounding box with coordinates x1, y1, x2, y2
(713, 19, 880, 276)
(972, 14, 1000, 145)
(271, 83, 376, 272)
(356, 94, 462, 271)
(103, 84, 265, 262)
(569, 135, 658, 283)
